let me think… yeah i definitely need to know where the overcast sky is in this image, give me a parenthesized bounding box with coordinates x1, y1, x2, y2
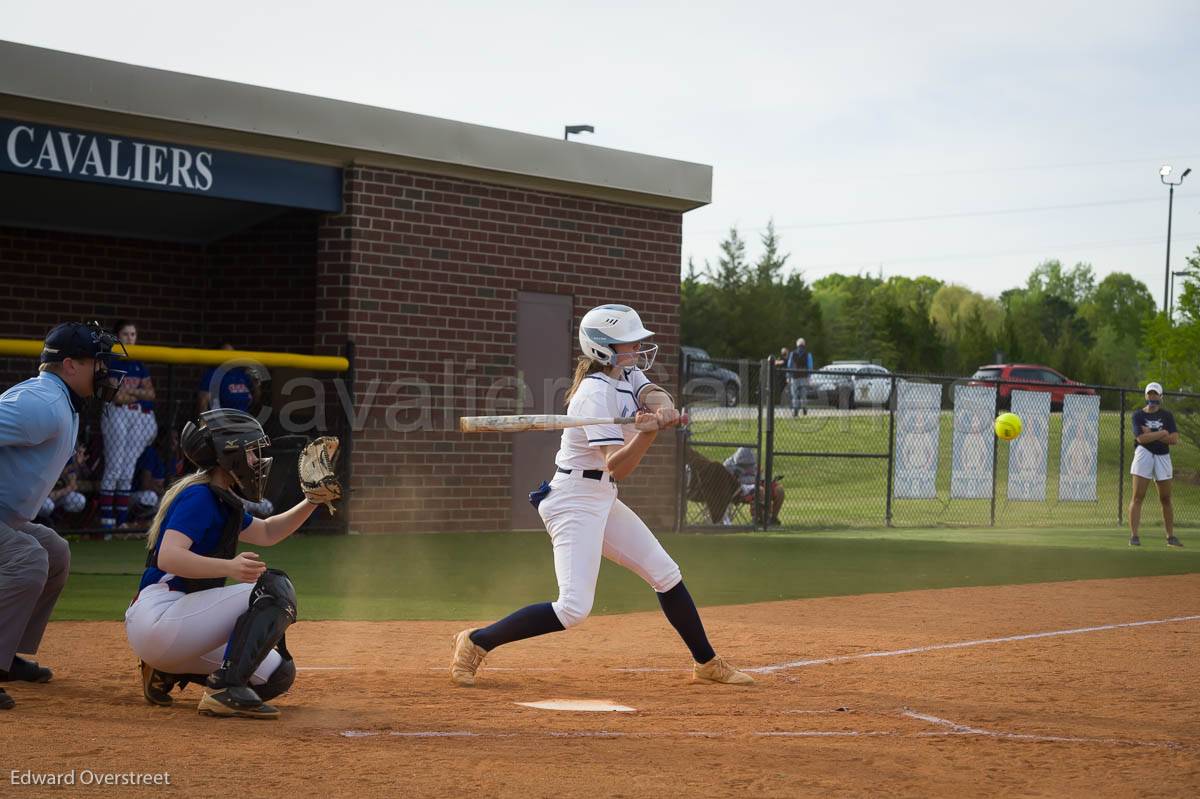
(6, 1, 1200, 304)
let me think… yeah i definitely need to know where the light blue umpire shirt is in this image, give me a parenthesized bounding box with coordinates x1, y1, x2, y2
(0, 371, 81, 526)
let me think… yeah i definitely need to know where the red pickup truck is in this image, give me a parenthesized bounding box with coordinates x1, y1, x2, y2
(968, 364, 1096, 410)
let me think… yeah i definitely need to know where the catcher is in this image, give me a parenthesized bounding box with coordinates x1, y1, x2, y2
(123, 409, 341, 719)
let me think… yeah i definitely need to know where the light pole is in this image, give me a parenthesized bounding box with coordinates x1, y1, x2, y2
(1170, 269, 1190, 320)
(564, 124, 595, 141)
(1160, 164, 1191, 315)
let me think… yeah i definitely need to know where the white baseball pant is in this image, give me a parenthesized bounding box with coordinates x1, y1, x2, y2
(125, 582, 282, 683)
(538, 471, 682, 628)
(100, 406, 157, 492)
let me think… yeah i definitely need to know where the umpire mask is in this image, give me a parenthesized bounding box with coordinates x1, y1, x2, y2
(181, 409, 274, 502)
(41, 321, 127, 402)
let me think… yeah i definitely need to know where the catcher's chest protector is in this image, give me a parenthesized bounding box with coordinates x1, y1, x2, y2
(146, 485, 246, 593)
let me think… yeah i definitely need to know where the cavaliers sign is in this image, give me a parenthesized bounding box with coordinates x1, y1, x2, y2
(1, 118, 342, 211)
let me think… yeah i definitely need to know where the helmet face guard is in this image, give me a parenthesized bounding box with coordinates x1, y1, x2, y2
(220, 437, 273, 503)
(613, 343, 658, 371)
(94, 357, 127, 403)
(181, 409, 273, 502)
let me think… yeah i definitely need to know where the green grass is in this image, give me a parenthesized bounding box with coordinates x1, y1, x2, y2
(687, 409, 1200, 529)
(57, 526, 1200, 621)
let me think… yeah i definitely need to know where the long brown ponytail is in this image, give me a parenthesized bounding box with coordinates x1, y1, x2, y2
(564, 357, 607, 406)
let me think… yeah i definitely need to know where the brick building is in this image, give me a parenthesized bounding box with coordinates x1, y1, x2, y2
(0, 41, 711, 534)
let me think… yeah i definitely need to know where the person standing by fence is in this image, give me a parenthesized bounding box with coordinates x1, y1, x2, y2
(99, 321, 157, 530)
(1128, 382, 1183, 548)
(786, 337, 813, 417)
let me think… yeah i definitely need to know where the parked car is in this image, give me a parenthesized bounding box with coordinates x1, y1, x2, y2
(967, 363, 1095, 410)
(807, 361, 901, 409)
(681, 346, 742, 407)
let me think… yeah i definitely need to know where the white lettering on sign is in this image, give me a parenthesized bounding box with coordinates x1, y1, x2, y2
(195, 151, 213, 190)
(5, 125, 34, 167)
(3, 124, 214, 191)
(146, 144, 168, 184)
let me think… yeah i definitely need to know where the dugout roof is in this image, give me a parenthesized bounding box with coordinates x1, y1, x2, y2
(0, 39, 712, 227)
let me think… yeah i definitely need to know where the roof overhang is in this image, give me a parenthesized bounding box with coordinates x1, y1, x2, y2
(0, 40, 712, 212)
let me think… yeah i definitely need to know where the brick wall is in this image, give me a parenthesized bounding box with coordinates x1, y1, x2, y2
(0, 170, 685, 536)
(0, 212, 318, 421)
(316, 166, 682, 534)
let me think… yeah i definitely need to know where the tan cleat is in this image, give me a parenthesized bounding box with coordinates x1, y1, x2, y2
(692, 655, 755, 685)
(197, 689, 280, 719)
(450, 628, 488, 686)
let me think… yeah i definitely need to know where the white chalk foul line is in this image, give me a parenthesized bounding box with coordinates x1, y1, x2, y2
(749, 614, 1200, 674)
(339, 730, 821, 739)
(902, 709, 1184, 750)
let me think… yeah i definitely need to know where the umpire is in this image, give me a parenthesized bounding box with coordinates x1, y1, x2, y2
(0, 322, 123, 710)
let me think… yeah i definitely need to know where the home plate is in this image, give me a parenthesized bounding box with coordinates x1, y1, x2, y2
(516, 699, 637, 712)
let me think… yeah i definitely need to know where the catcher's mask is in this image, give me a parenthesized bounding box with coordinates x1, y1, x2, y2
(40, 321, 127, 402)
(181, 409, 273, 502)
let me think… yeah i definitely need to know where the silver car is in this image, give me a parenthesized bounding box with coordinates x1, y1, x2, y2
(808, 361, 899, 408)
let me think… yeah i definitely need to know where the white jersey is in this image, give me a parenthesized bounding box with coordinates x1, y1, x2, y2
(554, 368, 652, 472)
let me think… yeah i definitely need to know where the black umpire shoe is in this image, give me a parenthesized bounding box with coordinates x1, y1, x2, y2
(0, 656, 52, 683)
(0, 688, 13, 710)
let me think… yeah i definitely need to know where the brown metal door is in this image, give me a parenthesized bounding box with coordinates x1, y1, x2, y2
(511, 292, 573, 529)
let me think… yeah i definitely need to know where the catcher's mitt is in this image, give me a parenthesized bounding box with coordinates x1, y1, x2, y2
(299, 436, 342, 513)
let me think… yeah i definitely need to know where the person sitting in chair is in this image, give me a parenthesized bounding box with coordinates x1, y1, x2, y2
(722, 447, 784, 526)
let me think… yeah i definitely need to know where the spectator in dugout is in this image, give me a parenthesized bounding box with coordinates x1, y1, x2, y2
(37, 444, 90, 521)
(99, 320, 157, 530)
(196, 342, 259, 416)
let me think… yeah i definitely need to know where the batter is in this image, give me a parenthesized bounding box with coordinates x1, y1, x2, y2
(450, 304, 753, 686)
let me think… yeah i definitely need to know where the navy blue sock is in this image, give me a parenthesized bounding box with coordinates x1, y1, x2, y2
(470, 602, 565, 652)
(656, 581, 716, 664)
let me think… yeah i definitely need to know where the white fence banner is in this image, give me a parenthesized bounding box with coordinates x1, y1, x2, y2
(1059, 393, 1101, 501)
(1007, 390, 1051, 501)
(951, 384, 996, 499)
(894, 381, 943, 499)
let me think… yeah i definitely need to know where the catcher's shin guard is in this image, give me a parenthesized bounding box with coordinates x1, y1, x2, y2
(254, 658, 296, 702)
(205, 569, 297, 709)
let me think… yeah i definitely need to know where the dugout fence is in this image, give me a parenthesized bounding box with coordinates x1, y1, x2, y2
(0, 339, 356, 537)
(679, 356, 1200, 533)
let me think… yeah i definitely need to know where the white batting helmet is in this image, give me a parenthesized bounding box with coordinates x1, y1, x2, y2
(579, 304, 657, 369)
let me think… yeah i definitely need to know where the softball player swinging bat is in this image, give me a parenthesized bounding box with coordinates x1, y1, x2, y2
(124, 409, 341, 719)
(451, 304, 753, 686)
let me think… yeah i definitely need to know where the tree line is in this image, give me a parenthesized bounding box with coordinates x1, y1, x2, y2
(682, 223, 1199, 395)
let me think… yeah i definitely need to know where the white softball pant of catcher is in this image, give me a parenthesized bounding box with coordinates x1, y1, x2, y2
(125, 581, 282, 683)
(100, 406, 157, 492)
(538, 471, 682, 629)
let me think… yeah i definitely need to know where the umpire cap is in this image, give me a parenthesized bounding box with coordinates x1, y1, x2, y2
(41, 322, 122, 363)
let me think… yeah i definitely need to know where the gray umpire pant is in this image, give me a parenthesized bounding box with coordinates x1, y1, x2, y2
(0, 520, 71, 670)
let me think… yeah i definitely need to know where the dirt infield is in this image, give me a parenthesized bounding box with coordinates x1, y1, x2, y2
(8, 574, 1200, 798)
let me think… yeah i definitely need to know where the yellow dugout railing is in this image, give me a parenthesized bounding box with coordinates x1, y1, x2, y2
(0, 339, 350, 372)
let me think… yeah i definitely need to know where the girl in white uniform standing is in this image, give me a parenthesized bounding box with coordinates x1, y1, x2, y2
(451, 304, 753, 686)
(125, 409, 321, 719)
(99, 320, 157, 530)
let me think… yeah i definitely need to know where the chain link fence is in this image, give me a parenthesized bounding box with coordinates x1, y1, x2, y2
(678, 358, 1200, 533)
